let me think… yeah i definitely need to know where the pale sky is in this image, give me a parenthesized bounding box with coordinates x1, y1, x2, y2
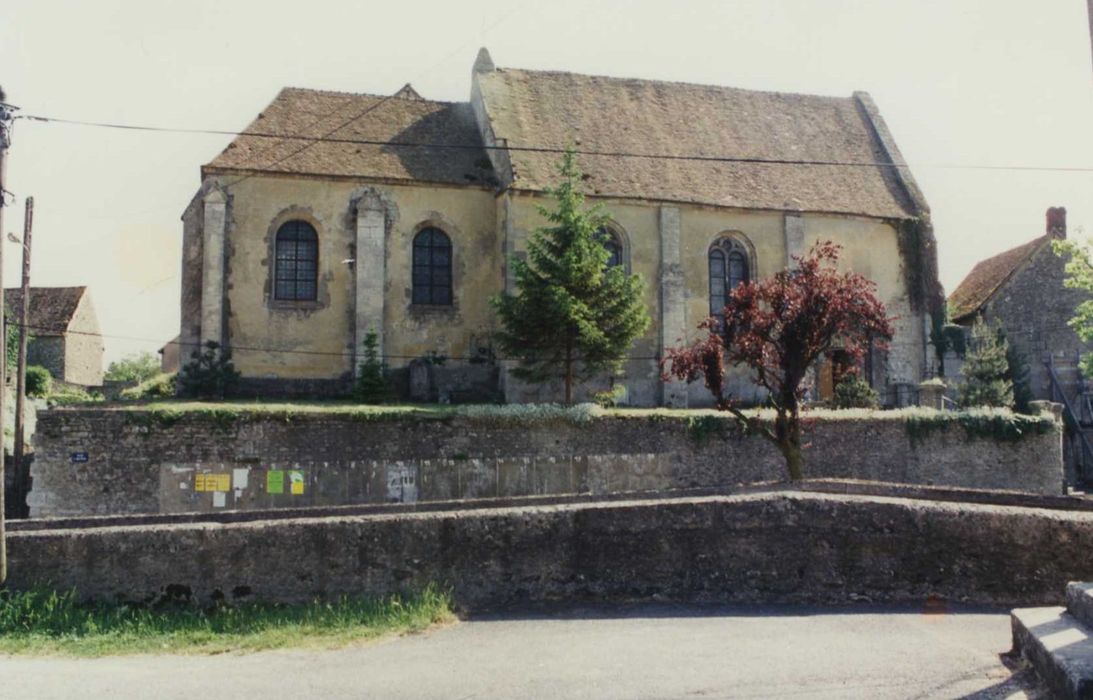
(2, 0, 1092, 364)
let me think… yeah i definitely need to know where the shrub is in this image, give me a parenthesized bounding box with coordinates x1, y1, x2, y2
(832, 374, 879, 409)
(120, 372, 177, 400)
(177, 342, 240, 400)
(353, 328, 391, 404)
(593, 385, 627, 408)
(105, 351, 161, 383)
(47, 387, 103, 406)
(25, 365, 51, 398)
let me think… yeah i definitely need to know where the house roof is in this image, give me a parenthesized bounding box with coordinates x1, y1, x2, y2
(474, 67, 919, 218)
(947, 236, 1049, 322)
(4, 286, 88, 337)
(203, 87, 496, 187)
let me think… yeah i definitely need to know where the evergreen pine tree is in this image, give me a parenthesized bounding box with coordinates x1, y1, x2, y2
(1001, 330, 1033, 414)
(353, 327, 390, 404)
(958, 318, 1014, 408)
(491, 149, 650, 404)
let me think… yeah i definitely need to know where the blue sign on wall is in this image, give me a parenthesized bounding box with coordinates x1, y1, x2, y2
(71, 452, 89, 463)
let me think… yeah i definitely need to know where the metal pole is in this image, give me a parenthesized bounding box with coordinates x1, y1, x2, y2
(1088, 0, 1093, 78)
(13, 197, 30, 519)
(0, 91, 10, 585)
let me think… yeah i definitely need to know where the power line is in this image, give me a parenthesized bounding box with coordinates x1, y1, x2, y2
(7, 320, 664, 363)
(161, 6, 529, 193)
(18, 112, 1093, 174)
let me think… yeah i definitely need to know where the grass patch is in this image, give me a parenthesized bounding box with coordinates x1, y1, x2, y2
(0, 585, 454, 657)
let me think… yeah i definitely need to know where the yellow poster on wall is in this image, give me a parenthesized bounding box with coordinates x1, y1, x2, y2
(195, 473, 230, 492)
(289, 470, 305, 495)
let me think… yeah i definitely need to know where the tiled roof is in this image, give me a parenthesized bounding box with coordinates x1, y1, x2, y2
(204, 87, 496, 187)
(204, 61, 924, 219)
(475, 68, 918, 218)
(4, 286, 87, 337)
(947, 236, 1049, 322)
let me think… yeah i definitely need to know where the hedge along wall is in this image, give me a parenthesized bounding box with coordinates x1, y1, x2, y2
(9, 492, 1093, 608)
(27, 405, 1063, 518)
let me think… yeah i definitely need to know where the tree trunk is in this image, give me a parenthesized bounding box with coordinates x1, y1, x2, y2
(774, 404, 804, 481)
(781, 439, 804, 482)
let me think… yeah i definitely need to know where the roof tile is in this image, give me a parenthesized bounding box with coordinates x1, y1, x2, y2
(947, 236, 1048, 321)
(4, 286, 87, 337)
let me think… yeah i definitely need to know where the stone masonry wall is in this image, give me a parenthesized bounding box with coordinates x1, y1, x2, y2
(27, 408, 1064, 518)
(986, 241, 1091, 402)
(8, 492, 1093, 608)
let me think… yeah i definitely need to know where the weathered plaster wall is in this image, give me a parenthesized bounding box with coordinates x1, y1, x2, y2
(27, 409, 1063, 518)
(8, 492, 1093, 608)
(501, 195, 927, 406)
(216, 176, 498, 385)
(802, 214, 924, 388)
(62, 293, 104, 387)
(181, 168, 928, 404)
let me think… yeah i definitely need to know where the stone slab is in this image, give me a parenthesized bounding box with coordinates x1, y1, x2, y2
(1012, 606, 1093, 699)
(1068, 583, 1093, 630)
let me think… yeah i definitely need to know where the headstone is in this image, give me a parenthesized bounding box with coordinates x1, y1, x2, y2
(409, 359, 432, 402)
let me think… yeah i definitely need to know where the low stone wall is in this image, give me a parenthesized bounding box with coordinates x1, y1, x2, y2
(8, 491, 1093, 608)
(27, 407, 1064, 518)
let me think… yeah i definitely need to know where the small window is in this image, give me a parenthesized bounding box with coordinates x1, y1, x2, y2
(709, 238, 751, 319)
(274, 221, 318, 301)
(413, 227, 452, 305)
(596, 227, 623, 269)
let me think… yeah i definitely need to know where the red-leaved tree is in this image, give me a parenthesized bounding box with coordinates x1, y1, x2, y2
(660, 241, 893, 481)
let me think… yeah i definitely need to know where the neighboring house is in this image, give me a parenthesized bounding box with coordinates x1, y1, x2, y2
(5, 286, 104, 387)
(179, 48, 941, 406)
(948, 207, 1088, 401)
(948, 207, 1090, 482)
(159, 335, 181, 374)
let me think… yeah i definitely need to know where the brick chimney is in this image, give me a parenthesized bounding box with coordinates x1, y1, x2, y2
(1047, 206, 1067, 239)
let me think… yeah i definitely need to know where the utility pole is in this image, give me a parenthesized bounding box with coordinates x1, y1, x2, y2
(0, 87, 13, 585)
(1088, 0, 1093, 78)
(13, 197, 31, 519)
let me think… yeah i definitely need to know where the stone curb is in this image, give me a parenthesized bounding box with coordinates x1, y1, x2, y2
(1012, 606, 1093, 699)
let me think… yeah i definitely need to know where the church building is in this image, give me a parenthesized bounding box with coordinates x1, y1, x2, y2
(179, 49, 941, 406)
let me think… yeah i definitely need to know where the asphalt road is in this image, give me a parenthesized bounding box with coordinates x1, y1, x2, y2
(0, 603, 1043, 699)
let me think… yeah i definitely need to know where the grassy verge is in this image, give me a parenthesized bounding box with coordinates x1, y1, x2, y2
(0, 585, 454, 656)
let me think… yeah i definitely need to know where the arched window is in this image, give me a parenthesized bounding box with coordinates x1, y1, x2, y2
(595, 227, 623, 269)
(413, 227, 452, 305)
(274, 220, 318, 301)
(708, 238, 751, 318)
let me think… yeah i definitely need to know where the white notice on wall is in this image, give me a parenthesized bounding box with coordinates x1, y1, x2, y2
(232, 468, 249, 490)
(213, 491, 226, 508)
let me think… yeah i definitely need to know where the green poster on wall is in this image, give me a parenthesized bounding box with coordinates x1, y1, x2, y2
(267, 470, 285, 495)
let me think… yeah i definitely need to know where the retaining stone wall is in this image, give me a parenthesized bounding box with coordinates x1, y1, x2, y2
(27, 408, 1064, 518)
(8, 492, 1093, 608)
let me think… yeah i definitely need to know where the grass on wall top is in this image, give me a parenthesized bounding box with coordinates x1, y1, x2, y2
(66, 400, 1060, 443)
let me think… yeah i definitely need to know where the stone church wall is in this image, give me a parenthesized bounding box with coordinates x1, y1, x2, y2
(180, 173, 930, 406)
